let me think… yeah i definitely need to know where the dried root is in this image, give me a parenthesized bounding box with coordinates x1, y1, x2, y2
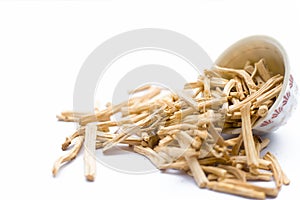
(53, 59, 289, 199)
(52, 136, 84, 176)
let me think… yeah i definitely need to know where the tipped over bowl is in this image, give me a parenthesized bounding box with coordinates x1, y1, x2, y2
(215, 35, 298, 133)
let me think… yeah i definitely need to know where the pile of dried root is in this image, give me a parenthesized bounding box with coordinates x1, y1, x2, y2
(53, 59, 289, 199)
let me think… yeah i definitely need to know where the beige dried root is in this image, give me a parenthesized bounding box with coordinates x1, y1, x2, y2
(52, 136, 84, 176)
(53, 58, 289, 199)
(84, 124, 97, 181)
(207, 181, 266, 199)
(241, 102, 259, 168)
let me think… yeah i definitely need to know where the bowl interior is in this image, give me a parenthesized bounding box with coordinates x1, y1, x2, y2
(215, 36, 286, 76)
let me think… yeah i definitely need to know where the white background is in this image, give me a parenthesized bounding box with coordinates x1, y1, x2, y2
(0, 0, 299, 199)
